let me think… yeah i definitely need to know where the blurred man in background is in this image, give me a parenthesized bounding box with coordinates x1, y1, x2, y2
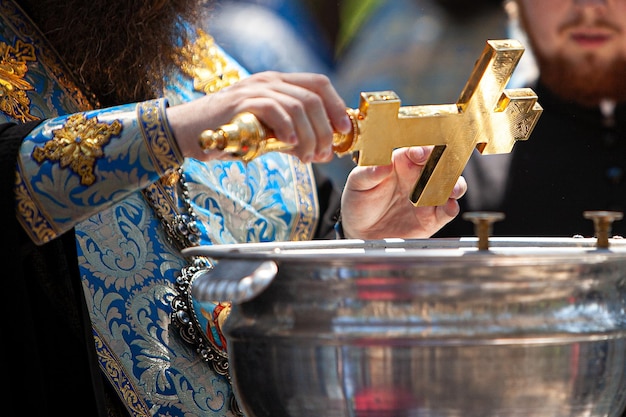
(436, 0, 626, 238)
(208, 0, 507, 190)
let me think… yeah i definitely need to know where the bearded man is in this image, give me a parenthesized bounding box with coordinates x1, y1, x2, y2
(1, 1, 466, 416)
(436, 0, 626, 238)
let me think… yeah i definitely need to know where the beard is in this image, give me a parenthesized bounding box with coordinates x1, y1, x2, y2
(19, 0, 212, 107)
(535, 47, 626, 107)
(517, 4, 626, 107)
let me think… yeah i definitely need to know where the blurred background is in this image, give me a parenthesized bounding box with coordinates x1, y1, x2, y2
(206, 0, 516, 191)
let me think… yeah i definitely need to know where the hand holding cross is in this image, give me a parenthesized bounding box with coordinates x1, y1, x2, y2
(199, 39, 542, 207)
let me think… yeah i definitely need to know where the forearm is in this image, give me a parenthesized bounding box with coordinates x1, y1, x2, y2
(15, 98, 183, 245)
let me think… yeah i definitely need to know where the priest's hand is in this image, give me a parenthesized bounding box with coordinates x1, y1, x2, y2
(167, 71, 351, 163)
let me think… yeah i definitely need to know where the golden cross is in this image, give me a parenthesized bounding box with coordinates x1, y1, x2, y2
(199, 39, 542, 207)
(342, 39, 542, 206)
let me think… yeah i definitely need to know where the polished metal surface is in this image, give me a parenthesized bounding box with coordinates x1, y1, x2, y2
(184, 238, 626, 417)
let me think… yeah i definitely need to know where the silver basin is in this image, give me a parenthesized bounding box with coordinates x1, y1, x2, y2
(183, 237, 626, 417)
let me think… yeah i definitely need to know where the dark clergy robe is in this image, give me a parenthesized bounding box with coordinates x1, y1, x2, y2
(436, 81, 626, 239)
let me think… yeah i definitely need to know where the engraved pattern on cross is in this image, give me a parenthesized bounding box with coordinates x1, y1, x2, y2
(350, 39, 543, 207)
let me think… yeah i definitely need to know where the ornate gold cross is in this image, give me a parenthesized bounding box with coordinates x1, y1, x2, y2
(199, 39, 543, 207)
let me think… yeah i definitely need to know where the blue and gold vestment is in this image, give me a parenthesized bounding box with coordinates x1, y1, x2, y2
(3, 1, 320, 415)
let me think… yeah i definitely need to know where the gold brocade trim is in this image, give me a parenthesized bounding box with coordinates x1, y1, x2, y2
(291, 160, 318, 241)
(31, 113, 122, 186)
(14, 168, 57, 243)
(143, 180, 177, 228)
(175, 30, 318, 243)
(0, 39, 38, 122)
(176, 30, 241, 94)
(143, 31, 245, 248)
(93, 329, 152, 417)
(0, 0, 98, 116)
(161, 29, 312, 417)
(138, 99, 184, 176)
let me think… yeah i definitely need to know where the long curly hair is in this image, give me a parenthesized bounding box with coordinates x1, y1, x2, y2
(20, 0, 213, 107)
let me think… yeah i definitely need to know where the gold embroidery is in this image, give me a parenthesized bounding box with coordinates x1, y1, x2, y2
(32, 113, 122, 186)
(92, 331, 152, 416)
(0, 39, 38, 122)
(137, 99, 184, 176)
(177, 30, 241, 94)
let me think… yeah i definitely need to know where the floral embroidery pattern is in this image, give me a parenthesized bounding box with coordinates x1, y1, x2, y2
(0, 39, 37, 122)
(32, 113, 122, 185)
(176, 30, 241, 94)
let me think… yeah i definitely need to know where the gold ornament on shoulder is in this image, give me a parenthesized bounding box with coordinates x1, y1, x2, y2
(176, 29, 241, 94)
(0, 39, 38, 122)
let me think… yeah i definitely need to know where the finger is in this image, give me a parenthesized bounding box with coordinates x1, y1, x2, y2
(279, 72, 352, 133)
(234, 97, 294, 141)
(258, 80, 336, 159)
(439, 197, 461, 220)
(226, 71, 349, 161)
(344, 164, 393, 192)
(451, 175, 467, 199)
(237, 95, 317, 162)
(403, 146, 433, 165)
(277, 87, 334, 160)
